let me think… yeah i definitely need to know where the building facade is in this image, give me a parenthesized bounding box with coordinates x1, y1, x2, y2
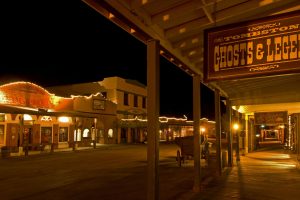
(0, 81, 117, 155)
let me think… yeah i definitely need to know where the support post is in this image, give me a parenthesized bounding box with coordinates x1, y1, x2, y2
(227, 99, 233, 167)
(236, 111, 240, 162)
(244, 115, 249, 155)
(193, 75, 201, 192)
(147, 39, 160, 200)
(215, 89, 222, 175)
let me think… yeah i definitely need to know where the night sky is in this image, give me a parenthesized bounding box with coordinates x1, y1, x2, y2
(0, 0, 216, 120)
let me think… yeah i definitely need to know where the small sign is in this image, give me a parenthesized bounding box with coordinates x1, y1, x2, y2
(254, 111, 288, 125)
(93, 99, 105, 110)
(204, 10, 300, 82)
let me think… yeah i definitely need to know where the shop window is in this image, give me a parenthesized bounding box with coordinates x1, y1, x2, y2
(108, 129, 113, 138)
(142, 97, 146, 109)
(99, 129, 104, 138)
(74, 129, 82, 141)
(41, 127, 52, 144)
(83, 128, 90, 138)
(59, 127, 68, 142)
(124, 92, 129, 106)
(0, 114, 5, 122)
(0, 125, 4, 144)
(134, 95, 138, 107)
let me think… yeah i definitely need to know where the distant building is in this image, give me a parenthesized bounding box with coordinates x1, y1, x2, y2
(0, 81, 117, 154)
(48, 76, 148, 144)
(48, 76, 217, 144)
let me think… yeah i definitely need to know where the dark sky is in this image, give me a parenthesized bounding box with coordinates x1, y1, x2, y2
(0, 0, 216, 120)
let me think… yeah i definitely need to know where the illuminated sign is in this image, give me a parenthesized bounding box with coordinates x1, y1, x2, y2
(0, 82, 60, 109)
(254, 111, 288, 125)
(204, 10, 300, 82)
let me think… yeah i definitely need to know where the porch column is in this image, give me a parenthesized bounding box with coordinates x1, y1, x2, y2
(127, 128, 132, 143)
(244, 114, 249, 154)
(215, 89, 222, 175)
(227, 99, 233, 167)
(117, 128, 121, 144)
(193, 75, 201, 192)
(147, 39, 160, 200)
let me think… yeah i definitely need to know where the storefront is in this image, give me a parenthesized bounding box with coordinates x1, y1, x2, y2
(0, 81, 117, 155)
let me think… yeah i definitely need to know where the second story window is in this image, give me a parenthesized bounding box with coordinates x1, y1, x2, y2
(101, 92, 107, 98)
(142, 97, 146, 109)
(134, 95, 138, 107)
(124, 92, 129, 106)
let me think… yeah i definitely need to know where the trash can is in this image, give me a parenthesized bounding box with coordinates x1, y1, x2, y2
(1, 146, 10, 158)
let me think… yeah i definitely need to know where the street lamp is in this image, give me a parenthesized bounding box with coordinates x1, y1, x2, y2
(233, 123, 240, 162)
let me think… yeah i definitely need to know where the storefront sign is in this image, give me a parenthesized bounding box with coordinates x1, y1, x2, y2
(254, 111, 288, 125)
(93, 99, 105, 110)
(204, 10, 300, 82)
(0, 82, 54, 108)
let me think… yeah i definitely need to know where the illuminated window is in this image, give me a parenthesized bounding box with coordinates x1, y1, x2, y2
(23, 114, 33, 121)
(74, 129, 81, 141)
(108, 129, 113, 138)
(58, 116, 69, 123)
(59, 127, 68, 142)
(124, 92, 129, 106)
(83, 128, 90, 137)
(134, 95, 138, 107)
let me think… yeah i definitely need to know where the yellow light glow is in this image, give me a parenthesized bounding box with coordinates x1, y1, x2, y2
(163, 14, 169, 21)
(200, 127, 205, 133)
(130, 28, 136, 33)
(189, 51, 196, 56)
(108, 13, 115, 19)
(192, 38, 199, 44)
(233, 123, 239, 130)
(23, 114, 33, 121)
(0, 91, 8, 103)
(58, 116, 69, 123)
(179, 28, 186, 33)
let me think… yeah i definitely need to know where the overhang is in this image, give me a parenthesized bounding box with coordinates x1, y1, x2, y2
(82, 0, 300, 115)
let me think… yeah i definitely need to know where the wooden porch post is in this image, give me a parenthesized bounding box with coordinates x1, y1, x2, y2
(147, 39, 160, 200)
(193, 75, 201, 192)
(227, 99, 233, 167)
(215, 89, 222, 175)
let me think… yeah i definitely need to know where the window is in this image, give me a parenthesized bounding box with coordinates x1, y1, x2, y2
(142, 97, 146, 109)
(59, 127, 68, 142)
(41, 127, 52, 144)
(108, 129, 113, 138)
(0, 125, 4, 144)
(83, 129, 90, 137)
(134, 95, 138, 107)
(0, 114, 5, 122)
(124, 92, 129, 106)
(74, 129, 82, 141)
(101, 92, 107, 98)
